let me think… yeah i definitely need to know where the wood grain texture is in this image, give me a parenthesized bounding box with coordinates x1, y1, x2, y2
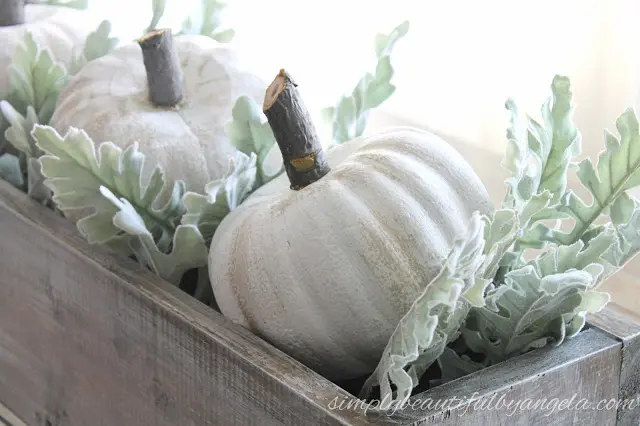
(0, 180, 372, 426)
(388, 328, 621, 425)
(0, 401, 27, 426)
(590, 306, 640, 425)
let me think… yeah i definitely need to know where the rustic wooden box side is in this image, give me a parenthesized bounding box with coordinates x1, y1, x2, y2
(590, 307, 640, 425)
(0, 181, 370, 426)
(0, 180, 635, 426)
(394, 328, 620, 425)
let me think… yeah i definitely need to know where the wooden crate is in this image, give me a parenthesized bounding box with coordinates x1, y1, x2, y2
(1, 178, 639, 426)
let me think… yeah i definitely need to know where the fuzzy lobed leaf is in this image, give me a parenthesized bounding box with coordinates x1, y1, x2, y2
(225, 96, 283, 186)
(70, 20, 119, 74)
(502, 76, 580, 210)
(182, 151, 258, 245)
(540, 109, 640, 246)
(6, 31, 68, 125)
(178, 0, 235, 42)
(33, 125, 185, 246)
(322, 21, 409, 145)
(101, 187, 208, 284)
(145, 0, 167, 34)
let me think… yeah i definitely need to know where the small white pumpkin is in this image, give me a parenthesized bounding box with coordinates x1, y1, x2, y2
(0, 1, 91, 98)
(208, 70, 494, 380)
(51, 29, 267, 202)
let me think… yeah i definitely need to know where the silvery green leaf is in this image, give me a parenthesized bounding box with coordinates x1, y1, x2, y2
(33, 125, 185, 247)
(323, 21, 409, 145)
(226, 96, 283, 186)
(463, 265, 608, 365)
(27, 157, 51, 205)
(436, 347, 485, 385)
(374, 20, 409, 59)
(145, 0, 167, 34)
(0, 154, 24, 189)
(529, 231, 616, 283)
(70, 20, 119, 74)
(603, 204, 640, 268)
(359, 211, 486, 407)
(179, 0, 234, 43)
(540, 109, 640, 246)
(0, 102, 39, 157)
(182, 151, 258, 244)
(478, 209, 519, 281)
(7, 31, 68, 125)
(212, 28, 235, 43)
(502, 76, 580, 209)
(101, 187, 208, 284)
(610, 192, 635, 226)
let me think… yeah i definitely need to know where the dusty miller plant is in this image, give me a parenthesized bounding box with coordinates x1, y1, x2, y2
(361, 75, 640, 409)
(0, 20, 118, 202)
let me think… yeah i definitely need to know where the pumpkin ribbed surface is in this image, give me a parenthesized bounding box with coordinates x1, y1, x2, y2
(209, 127, 494, 380)
(51, 35, 266, 199)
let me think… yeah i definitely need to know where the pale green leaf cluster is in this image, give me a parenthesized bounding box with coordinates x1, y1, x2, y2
(6, 31, 67, 125)
(0, 22, 117, 203)
(225, 96, 283, 186)
(321, 20, 409, 145)
(69, 20, 119, 74)
(33, 125, 208, 284)
(182, 150, 258, 245)
(178, 0, 235, 43)
(457, 75, 640, 374)
(0, 154, 23, 189)
(145, 0, 167, 34)
(363, 75, 640, 402)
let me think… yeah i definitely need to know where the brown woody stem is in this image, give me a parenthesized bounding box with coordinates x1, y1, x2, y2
(0, 0, 25, 26)
(137, 29, 184, 107)
(263, 69, 330, 190)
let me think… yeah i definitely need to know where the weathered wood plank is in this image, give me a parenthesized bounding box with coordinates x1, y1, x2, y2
(590, 305, 640, 425)
(385, 327, 621, 425)
(0, 401, 28, 426)
(0, 180, 373, 426)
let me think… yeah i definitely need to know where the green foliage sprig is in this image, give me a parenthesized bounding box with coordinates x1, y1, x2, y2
(321, 21, 409, 145)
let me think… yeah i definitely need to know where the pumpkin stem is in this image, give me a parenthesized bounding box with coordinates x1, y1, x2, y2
(0, 0, 25, 26)
(263, 69, 330, 190)
(137, 28, 184, 108)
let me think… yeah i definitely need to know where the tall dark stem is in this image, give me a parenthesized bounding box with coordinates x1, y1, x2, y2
(0, 0, 25, 26)
(263, 69, 330, 190)
(137, 28, 184, 108)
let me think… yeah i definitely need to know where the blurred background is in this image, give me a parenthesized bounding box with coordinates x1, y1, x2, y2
(80, 0, 640, 318)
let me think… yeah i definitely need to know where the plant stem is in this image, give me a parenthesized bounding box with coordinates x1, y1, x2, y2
(137, 28, 184, 107)
(263, 69, 330, 190)
(0, 0, 25, 26)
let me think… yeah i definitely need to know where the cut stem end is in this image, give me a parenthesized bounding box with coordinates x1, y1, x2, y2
(263, 69, 330, 190)
(137, 28, 184, 108)
(0, 0, 25, 26)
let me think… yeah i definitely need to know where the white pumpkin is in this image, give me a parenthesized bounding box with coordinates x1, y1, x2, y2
(51, 31, 267, 202)
(208, 121, 494, 379)
(0, 2, 91, 98)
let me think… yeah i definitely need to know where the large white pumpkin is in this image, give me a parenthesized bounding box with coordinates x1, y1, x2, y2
(0, 3, 91, 98)
(208, 124, 494, 380)
(51, 33, 267, 201)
